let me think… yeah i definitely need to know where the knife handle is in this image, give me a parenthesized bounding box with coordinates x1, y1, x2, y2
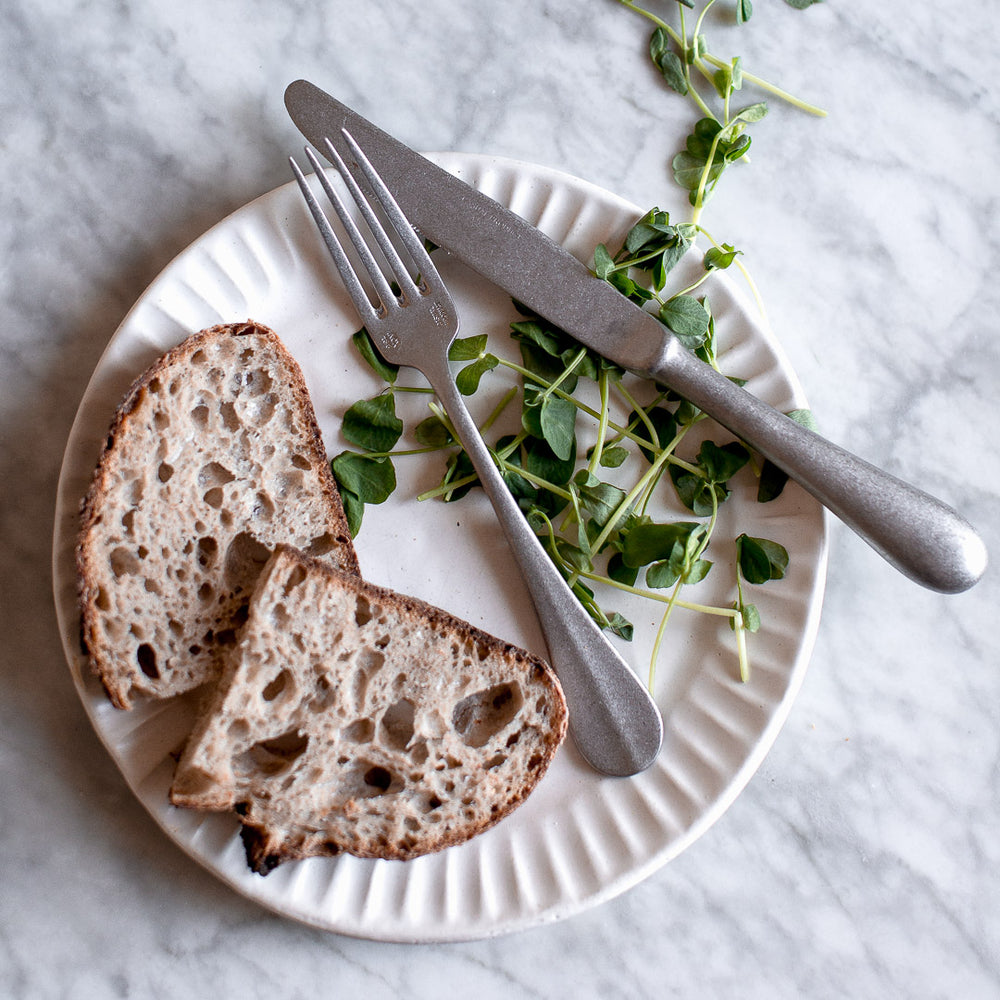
(425, 356, 663, 776)
(653, 339, 988, 594)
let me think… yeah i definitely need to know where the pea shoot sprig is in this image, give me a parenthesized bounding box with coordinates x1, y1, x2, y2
(329, 0, 824, 687)
(622, 0, 825, 223)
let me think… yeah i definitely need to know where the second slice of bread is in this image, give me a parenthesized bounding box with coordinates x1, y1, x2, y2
(170, 545, 568, 873)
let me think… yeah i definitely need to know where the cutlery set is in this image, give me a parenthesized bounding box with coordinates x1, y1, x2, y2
(283, 80, 987, 776)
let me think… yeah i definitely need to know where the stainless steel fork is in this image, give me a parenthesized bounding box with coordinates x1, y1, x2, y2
(291, 131, 663, 776)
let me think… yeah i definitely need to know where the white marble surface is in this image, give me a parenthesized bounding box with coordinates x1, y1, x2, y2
(2, 0, 998, 996)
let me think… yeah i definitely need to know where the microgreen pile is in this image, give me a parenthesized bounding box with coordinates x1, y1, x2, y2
(331, 0, 825, 687)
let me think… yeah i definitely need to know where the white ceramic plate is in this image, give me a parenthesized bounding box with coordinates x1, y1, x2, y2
(52, 153, 827, 942)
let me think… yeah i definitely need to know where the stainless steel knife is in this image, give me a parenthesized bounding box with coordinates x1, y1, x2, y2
(285, 79, 987, 594)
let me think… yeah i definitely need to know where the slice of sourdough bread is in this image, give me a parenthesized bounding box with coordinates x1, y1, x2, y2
(170, 545, 568, 873)
(77, 321, 359, 710)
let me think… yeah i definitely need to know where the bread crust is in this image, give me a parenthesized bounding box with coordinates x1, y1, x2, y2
(170, 545, 568, 872)
(77, 320, 359, 709)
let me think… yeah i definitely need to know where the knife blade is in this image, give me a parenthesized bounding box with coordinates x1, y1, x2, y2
(285, 80, 987, 594)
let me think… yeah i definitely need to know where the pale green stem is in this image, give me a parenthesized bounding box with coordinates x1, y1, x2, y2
(417, 472, 477, 502)
(541, 347, 587, 399)
(648, 582, 682, 688)
(698, 225, 768, 320)
(701, 52, 827, 116)
(587, 368, 613, 475)
(734, 610, 750, 682)
(575, 566, 739, 618)
(673, 267, 714, 300)
(481, 386, 519, 433)
(691, 127, 725, 225)
(590, 434, 679, 555)
(497, 358, 662, 451)
(615, 381, 661, 449)
(508, 464, 575, 502)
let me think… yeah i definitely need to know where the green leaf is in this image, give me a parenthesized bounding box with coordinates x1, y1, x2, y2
(646, 559, 681, 589)
(448, 334, 489, 362)
(698, 439, 752, 484)
(723, 134, 752, 163)
(523, 433, 577, 488)
(414, 414, 454, 448)
(606, 612, 634, 641)
(740, 603, 761, 632)
(599, 445, 630, 469)
(673, 149, 724, 194)
(756, 409, 818, 501)
(674, 398, 701, 426)
(730, 57, 744, 91)
(737, 534, 789, 584)
(713, 67, 733, 101)
(686, 118, 723, 158)
(352, 328, 398, 384)
(669, 465, 725, 516)
(786, 407, 818, 431)
(574, 473, 631, 533)
(606, 267, 653, 304)
(614, 208, 694, 291)
(331, 452, 396, 505)
(624, 209, 672, 251)
(673, 111, 762, 206)
(340, 490, 365, 538)
(704, 243, 743, 270)
(538, 394, 578, 461)
(607, 552, 639, 587)
(649, 27, 688, 95)
(553, 536, 592, 574)
(637, 520, 711, 586)
(737, 536, 771, 584)
(659, 295, 711, 341)
(621, 520, 700, 569)
(593, 243, 615, 280)
(736, 0, 753, 24)
(456, 353, 499, 395)
(518, 339, 581, 397)
(683, 558, 713, 585)
(512, 314, 605, 384)
(603, 213, 693, 296)
(511, 319, 570, 363)
(341, 394, 403, 453)
(667, 440, 749, 515)
(696, 300, 718, 366)
(784, 0, 821, 8)
(730, 102, 768, 127)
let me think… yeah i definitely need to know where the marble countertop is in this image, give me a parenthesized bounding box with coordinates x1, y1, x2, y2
(3, 1, 998, 996)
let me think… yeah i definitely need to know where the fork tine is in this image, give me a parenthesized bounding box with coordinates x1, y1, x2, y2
(289, 153, 382, 324)
(300, 145, 400, 312)
(338, 129, 439, 292)
(321, 135, 423, 302)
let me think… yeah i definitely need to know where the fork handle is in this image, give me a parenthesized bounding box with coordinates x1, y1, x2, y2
(424, 358, 664, 776)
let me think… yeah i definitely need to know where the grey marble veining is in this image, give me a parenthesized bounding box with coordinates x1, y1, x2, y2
(2, 1, 998, 997)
